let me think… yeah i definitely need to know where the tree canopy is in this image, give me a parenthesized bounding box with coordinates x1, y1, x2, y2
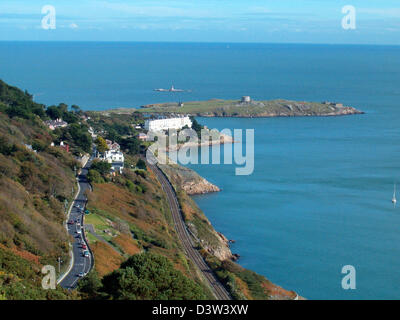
(101, 252, 207, 300)
(95, 136, 109, 153)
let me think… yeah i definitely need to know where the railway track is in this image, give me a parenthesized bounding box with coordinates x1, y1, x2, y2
(148, 162, 232, 300)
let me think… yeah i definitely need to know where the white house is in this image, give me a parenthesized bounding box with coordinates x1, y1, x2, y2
(45, 118, 68, 130)
(103, 150, 124, 163)
(99, 150, 125, 174)
(144, 116, 192, 132)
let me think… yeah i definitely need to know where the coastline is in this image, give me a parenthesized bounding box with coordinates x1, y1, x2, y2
(156, 161, 302, 299)
(165, 133, 236, 152)
(154, 136, 303, 298)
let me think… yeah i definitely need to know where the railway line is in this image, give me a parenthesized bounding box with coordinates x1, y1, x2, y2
(148, 161, 232, 300)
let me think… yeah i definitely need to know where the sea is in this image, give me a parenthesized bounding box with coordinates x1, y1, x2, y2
(1, 41, 400, 299)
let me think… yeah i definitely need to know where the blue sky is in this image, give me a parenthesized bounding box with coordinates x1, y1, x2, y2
(1, 0, 400, 44)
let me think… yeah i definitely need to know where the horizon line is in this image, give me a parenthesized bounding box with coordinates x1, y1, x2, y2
(1, 40, 400, 47)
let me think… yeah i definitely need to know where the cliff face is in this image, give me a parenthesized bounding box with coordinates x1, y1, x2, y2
(157, 163, 234, 261)
(177, 188, 233, 261)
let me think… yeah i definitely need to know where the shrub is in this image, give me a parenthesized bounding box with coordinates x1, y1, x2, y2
(136, 159, 146, 170)
(101, 252, 207, 300)
(87, 169, 104, 184)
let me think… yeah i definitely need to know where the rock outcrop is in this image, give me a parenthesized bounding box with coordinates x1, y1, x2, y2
(158, 163, 220, 195)
(182, 178, 220, 195)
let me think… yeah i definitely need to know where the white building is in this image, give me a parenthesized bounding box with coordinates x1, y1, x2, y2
(144, 116, 192, 132)
(97, 149, 124, 174)
(45, 118, 68, 130)
(241, 96, 251, 103)
(103, 150, 124, 163)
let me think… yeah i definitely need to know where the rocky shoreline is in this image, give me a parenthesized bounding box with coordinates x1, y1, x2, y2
(136, 98, 364, 119)
(155, 135, 304, 299)
(166, 133, 235, 153)
(158, 162, 221, 195)
(197, 106, 363, 118)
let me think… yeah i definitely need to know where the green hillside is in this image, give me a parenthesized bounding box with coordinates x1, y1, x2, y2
(0, 80, 82, 299)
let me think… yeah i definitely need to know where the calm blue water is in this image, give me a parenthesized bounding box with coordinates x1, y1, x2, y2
(1, 42, 400, 299)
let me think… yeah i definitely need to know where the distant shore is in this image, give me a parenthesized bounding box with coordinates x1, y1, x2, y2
(105, 98, 364, 118)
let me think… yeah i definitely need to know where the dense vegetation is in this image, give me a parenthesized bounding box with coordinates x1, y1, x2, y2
(78, 253, 207, 300)
(0, 80, 46, 119)
(101, 253, 206, 299)
(0, 245, 77, 299)
(0, 80, 84, 299)
(87, 111, 144, 156)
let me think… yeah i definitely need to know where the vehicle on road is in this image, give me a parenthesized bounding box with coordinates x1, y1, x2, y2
(68, 220, 74, 225)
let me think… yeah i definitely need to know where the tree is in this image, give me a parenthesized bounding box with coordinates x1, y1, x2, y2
(46, 105, 63, 120)
(101, 252, 207, 300)
(90, 160, 111, 176)
(95, 136, 108, 153)
(57, 103, 68, 115)
(190, 116, 203, 135)
(77, 270, 103, 298)
(87, 169, 104, 183)
(136, 159, 146, 170)
(120, 137, 140, 155)
(67, 123, 92, 153)
(71, 105, 82, 114)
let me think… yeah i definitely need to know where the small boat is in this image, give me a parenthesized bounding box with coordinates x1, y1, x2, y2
(392, 183, 397, 204)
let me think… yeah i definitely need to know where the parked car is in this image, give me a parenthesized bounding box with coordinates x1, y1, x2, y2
(68, 220, 74, 225)
(81, 244, 87, 250)
(83, 250, 90, 257)
(78, 272, 84, 277)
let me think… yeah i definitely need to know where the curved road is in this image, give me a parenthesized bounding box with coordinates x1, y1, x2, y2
(148, 161, 232, 300)
(59, 157, 93, 289)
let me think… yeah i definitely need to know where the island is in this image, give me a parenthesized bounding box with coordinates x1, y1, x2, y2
(108, 96, 363, 118)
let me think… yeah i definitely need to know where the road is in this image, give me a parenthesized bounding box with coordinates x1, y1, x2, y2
(59, 157, 94, 289)
(147, 161, 232, 300)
